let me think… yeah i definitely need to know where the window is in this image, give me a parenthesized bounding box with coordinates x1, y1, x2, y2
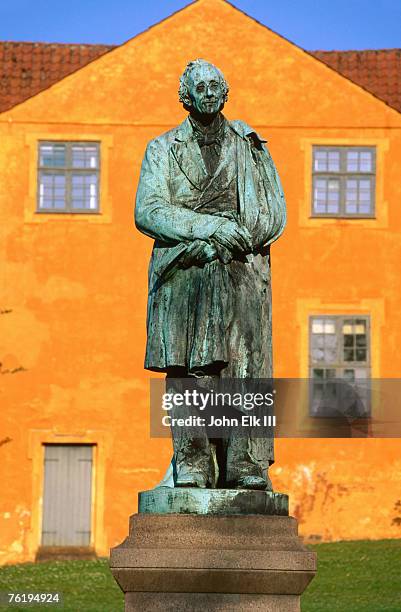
(312, 146, 375, 217)
(38, 142, 100, 213)
(309, 315, 371, 417)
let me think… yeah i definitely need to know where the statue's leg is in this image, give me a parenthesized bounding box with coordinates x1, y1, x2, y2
(225, 433, 273, 491)
(219, 368, 273, 491)
(166, 370, 214, 488)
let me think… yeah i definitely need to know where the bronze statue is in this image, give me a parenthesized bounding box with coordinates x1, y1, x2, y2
(135, 59, 286, 491)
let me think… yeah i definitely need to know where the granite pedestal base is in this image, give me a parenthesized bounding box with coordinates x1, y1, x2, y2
(110, 489, 316, 612)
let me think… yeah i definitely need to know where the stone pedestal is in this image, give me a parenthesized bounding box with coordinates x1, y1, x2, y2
(110, 489, 316, 611)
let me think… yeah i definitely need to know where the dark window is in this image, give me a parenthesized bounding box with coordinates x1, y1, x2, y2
(312, 146, 375, 218)
(38, 142, 100, 213)
(309, 315, 371, 417)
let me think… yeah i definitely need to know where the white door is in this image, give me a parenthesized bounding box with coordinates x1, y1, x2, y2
(41, 445, 93, 546)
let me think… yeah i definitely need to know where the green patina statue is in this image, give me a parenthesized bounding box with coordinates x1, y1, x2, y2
(135, 59, 286, 492)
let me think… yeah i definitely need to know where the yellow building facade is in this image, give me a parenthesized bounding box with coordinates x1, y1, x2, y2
(1, 0, 401, 564)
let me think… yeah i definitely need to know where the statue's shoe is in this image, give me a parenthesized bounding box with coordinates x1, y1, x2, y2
(234, 474, 272, 491)
(227, 467, 273, 491)
(175, 471, 208, 488)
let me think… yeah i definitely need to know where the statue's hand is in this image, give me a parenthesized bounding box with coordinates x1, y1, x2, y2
(213, 243, 233, 264)
(212, 220, 253, 254)
(180, 240, 217, 269)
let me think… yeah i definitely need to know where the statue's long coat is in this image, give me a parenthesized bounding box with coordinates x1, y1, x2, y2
(135, 116, 286, 470)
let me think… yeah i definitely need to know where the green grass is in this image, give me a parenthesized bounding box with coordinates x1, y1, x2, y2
(0, 559, 123, 612)
(302, 539, 401, 612)
(0, 540, 400, 611)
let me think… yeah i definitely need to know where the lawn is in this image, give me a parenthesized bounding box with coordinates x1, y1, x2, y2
(0, 540, 400, 611)
(303, 539, 401, 612)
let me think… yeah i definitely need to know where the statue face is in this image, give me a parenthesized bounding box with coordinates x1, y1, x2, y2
(187, 64, 225, 115)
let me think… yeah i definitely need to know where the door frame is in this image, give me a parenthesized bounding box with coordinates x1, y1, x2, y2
(27, 430, 111, 560)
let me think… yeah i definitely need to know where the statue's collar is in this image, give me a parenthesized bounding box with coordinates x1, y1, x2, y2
(174, 116, 254, 143)
(189, 112, 225, 135)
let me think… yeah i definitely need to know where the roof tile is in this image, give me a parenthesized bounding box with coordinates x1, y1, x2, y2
(310, 49, 401, 112)
(0, 41, 115, 113)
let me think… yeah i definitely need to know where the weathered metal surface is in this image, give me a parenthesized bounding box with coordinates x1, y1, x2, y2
(138, 488, 289, 516)
(135, 59, 286, 489)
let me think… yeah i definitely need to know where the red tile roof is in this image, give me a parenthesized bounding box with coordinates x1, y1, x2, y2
(0, 41, 400, 114)
(310, 49, 401, 114)
(0, 41, 115, 113)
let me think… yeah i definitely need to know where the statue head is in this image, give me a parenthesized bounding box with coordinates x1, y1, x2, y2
(179, 59, 229, 115)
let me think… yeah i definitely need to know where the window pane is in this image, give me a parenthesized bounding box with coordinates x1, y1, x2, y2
(346, 150, 373, 173)
(343, 322, 353, 334)
(314, 149, 340, 172)
(313, 178, 340, 214)
(324, 334, 337, 362)
(342, 318, 368, 363)
(313, 178, 327, 212)
(360, 151, 372, 172)
(345, 178, 372, 215)
(312, 348, 324, 362)
(345, 185, 357, 213)
(344, 349, 354, 362)
(355, 320, 366, 333)
(71, 173, 98, 210)
(72, 145, 99, 169)
(311, 333, 324, 361)
(328, 151, 340, 172)
(311, 318, 336, 334)
(39, 172, 66, 209)
(313, 368, 324, 379)
(356, 349, 367, 362)
(311, 367, 338, 415)
(327, 203, 339, 214)
(327, 180, 339, 213)
(346, 151, 359, 172)
(312, 319, 324, 334)
(40, 144, 66, 168)
(324, 320, 335, 334)
(344, 334, 354, 347)
(314, 150, 328, 172)
(311, 317, 337, 363)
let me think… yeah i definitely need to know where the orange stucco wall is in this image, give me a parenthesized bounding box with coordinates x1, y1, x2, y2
(1, 0, 401, 564)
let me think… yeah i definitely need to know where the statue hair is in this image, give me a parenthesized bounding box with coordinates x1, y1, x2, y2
(178, 59, 229, 105)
